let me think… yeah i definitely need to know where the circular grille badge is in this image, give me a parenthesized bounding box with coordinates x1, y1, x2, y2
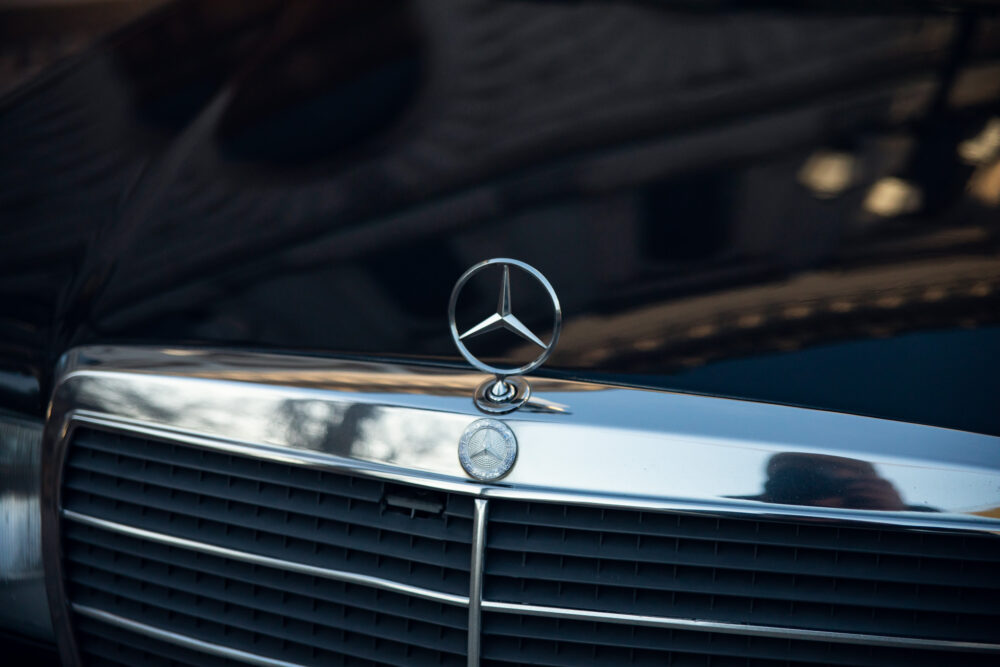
(458, 419, 517, 481)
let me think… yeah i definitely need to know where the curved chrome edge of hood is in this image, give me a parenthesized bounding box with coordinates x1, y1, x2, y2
(44, 345, 1000, 531)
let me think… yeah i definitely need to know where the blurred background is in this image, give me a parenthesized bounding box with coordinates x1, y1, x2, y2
(1, 0, 998, 433)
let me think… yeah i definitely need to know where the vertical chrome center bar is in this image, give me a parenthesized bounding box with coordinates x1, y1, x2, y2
(468, 498, 488, 666)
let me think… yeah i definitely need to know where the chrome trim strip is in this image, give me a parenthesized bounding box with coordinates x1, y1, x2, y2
(62, 510, 469, 608)
(47, 346, 1000, 528)
(62, 410, 1000, 536)
(468, 498, 488, 666)
(478, 487, 1000, 534)
(480, 600, 1000, 654)
(71, 604, 307, 667)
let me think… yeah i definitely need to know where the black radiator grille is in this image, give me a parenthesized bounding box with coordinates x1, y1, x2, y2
(76, 616, 247, 667)
(484, 500, 1000, 645)
(480, 613, 1000, 667)
(62, 429, 472, 666)
(64, 429, 475, 595)
(58, 428, 1000, 666)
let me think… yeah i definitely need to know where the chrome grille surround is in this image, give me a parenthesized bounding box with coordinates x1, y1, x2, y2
(41, 347, 1000, 666)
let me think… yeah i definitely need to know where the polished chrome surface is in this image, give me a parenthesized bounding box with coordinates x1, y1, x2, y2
(0, 414, 53, 641)
(448, 258, 562, 379)
(48, 346, 1000, 528)
(467, 498, 488, 667)
(473, 375, 531, 414)
(62, 509, 469, 607)
(458, 419, 518, 481)
(479, 600, 1000, 654)
(40, 345, 1000, 664)
(72, 604, 307, 667)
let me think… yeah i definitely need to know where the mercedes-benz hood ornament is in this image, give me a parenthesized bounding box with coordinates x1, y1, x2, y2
(448, 258, 561, 413)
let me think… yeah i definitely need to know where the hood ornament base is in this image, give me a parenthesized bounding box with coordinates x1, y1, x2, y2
(473, 376, 531, 414)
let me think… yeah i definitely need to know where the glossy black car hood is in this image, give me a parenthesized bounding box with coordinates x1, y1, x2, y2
(1, 0, 998, 434)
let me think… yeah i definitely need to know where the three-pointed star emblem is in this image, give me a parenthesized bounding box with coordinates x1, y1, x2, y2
(459, 266, 546, 349)
(467, 428, 507, 463)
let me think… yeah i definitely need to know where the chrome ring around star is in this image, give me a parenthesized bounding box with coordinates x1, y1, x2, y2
(458, 418, 518, 481)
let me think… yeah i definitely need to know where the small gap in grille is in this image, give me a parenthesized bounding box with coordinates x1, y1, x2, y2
(382, 483, 448, 519)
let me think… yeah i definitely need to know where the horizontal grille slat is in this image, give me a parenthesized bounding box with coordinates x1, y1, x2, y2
(486, 523, 996, 590)
(484, 549, 993, 615)
(77, 617, 244, 667)
(62, 428, 471, 666)
(67, 558, 468, 659)
(72, 430, 386, 505)
(64, 458, 472, 571)
(63, 471, 471, 565)
(480, 612, 1000, 667)
(63, 438, 472, 597)
(490, 518, 1000, 589)
(64, 484, 470, 594)
(484, 573, 993, 642)
(65, 533, 469, 641)
(82, 641, 175, 667)
(485, 500, 1000, 646)
(69, 563, 466, 666)
(64, 521, 469, 629)
(488, 502, 1000, 563)
(70, 433, 473, 543)
(72, 577, 462, 667)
